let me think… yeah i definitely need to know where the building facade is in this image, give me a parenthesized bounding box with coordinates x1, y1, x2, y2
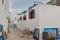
(17, 3, 60, 40)
(0, 0, 9, 33)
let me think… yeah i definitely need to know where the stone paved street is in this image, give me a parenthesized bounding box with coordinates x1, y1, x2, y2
(6, 28, 34, 40)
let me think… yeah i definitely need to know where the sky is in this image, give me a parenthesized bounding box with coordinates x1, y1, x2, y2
(9, 0, 51, 18)
(9, 0, 51, 12)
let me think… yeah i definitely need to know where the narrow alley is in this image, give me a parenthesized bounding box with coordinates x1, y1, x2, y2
(1, 0, 60, 40)
(6, 27, 34, 40)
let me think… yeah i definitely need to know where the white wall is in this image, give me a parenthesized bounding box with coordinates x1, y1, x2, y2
(39, 3, 60, 40)
(0, 0, 9, 33)
(17, 14, 23, 30)
(16, 3, 60, 40)
(18, 5, 39, 31)
(26, 6, 39, 30)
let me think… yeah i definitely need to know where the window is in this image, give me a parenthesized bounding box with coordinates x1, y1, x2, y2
(23, 15, 26, 20)
(29, 9, 35, 19)
(20, 17, 22, 20)
(2, 0, 4, 4)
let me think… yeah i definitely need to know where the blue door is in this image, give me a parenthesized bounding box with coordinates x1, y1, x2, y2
(0, 35, 4, 40)
(13, 24, 17, 28)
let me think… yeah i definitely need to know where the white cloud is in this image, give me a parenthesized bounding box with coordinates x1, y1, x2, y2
(9, 8, 24, 13)
(9, 8, 18, 13)
(9, 8, 24, 19)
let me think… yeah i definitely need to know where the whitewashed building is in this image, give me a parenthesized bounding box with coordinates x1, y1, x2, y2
(17, 2, 60, 40)
(17, 2, 41, 31)
(0, 0, 9, 33)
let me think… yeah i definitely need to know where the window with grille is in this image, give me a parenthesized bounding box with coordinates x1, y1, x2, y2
(20, 17, 22, 20)
(29, 9, 35, 19)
